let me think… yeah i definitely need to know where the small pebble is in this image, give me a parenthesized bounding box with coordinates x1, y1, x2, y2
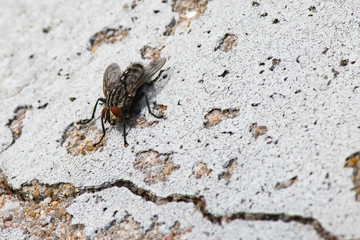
(42, 197, 52, 204)
(42, 216, 54, 225)
(46, 189, 53, 197)
(39, 213, 47, 221)
(39, 197, 51, 208)
(3, 213, 13, 221)
(59, 207, 67, 216)
(85, 145, 94, 151)
(33, 190, 40, 198)
(4, 221, 13, 228)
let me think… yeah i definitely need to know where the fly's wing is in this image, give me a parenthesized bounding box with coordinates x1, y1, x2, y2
(125, 58, 166, 97)
(121, 64, 144, 97)
(103, 63, 122, 98)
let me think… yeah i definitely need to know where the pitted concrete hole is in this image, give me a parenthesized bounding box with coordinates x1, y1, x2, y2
(192, 162, 212, 179)
(218, 158, 237, 182)
(218, 70, 230, 78)
(345, 151, 360, 201)
(153, 103, 167, 118)
(6, 105, 32, 148)
(61, 122, 105, 156)
(140, 45, 163, 61)
(204, 107, 240, 128)
(249, 122, 268, 139)
(88, 26, 131, 53)
(164, 17, 176, 36)
(135, 117, 159, 129)
(214, 33, 238, 52)
(132, 104, 166, 129)
(163, 0, 209, 36)
(275, 176, 298, 190)
(269, 58, 281, 71)
(340, 59, 349, 67)
(133, 150, 179, 185)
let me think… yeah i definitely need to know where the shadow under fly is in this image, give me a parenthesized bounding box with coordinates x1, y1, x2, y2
(77, 58, 167, 147)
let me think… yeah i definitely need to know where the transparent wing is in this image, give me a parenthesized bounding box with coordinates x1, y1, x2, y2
(125, 58, 166, 97)
(103, 63, 122, 98)
(121, 64, 144, 97)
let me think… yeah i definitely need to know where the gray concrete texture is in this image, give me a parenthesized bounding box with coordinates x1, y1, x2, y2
(0, 0, 360, 239)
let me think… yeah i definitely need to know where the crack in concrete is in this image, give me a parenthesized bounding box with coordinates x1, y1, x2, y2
(83, 180, 338, 240)
(8, 178, 338, 239)
(226, 213, 337, 240)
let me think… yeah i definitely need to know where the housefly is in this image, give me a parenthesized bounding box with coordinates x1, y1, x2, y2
(78, 58, 166, 147)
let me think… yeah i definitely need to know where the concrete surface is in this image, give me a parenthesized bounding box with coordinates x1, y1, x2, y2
(0, 0, 360, 239)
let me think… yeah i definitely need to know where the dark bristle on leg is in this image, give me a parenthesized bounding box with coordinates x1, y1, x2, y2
(123, 115, 129, 147)
(94, 117, 106, 147)
(77, 98, 106, 124)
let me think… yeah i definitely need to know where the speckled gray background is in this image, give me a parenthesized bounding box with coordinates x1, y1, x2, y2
(1, 0, 360, 239)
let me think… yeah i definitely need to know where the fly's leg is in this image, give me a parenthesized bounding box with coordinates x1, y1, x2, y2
(143, 94, 162, 118)
(94, 117, 106, 146)
(77, 98, 106, 124)
(123, 114, 129, 147)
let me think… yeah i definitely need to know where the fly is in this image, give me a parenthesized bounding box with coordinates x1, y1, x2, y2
(78, 58, 166, 147)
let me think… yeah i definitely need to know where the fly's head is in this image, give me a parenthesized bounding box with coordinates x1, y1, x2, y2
(102, 106, 122, 125)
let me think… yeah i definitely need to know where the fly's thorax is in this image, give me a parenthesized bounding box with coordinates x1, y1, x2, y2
(107, 85, 127, 110)
(107, 85, 135, 113)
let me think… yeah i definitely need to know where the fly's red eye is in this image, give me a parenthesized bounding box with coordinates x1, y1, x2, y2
(101, 108, 107, 118)
(110, 106, 122, 118)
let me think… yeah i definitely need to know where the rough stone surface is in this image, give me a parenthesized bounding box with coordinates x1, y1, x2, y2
(1, 0, 360, 239)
